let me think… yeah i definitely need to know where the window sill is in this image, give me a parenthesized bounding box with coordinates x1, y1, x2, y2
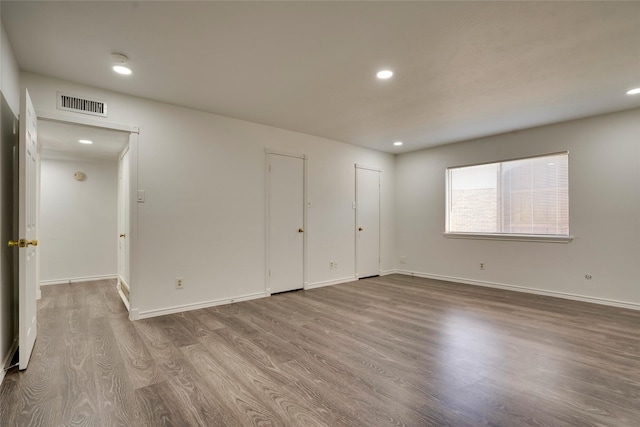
(443, 232, 573, 243)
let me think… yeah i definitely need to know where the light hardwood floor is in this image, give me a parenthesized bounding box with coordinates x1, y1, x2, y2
(1, 275, 639, 426)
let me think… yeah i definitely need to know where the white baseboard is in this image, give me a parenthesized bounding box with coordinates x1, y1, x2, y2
(395, 270, 640, 311)
(116, 276, 130, 312)
(306, 276, 356, 290)
(379, 269, 397, 276)
(136, 291, 268, 320)
(40, 274, 118, 286)
(117, 287, 130, 312)
(119, 277, 130, 292)
(1, 336, 19, 386)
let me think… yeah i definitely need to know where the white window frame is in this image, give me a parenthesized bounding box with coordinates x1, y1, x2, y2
(444, 152, 573, 243)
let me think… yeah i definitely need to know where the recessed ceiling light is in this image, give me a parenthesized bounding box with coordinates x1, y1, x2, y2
(377, 70, 393, 80)
(78, 139, 93, 144)
(626, 87, 640, 95)
(112, 53, 132, 75)
(393, 141, 403, 146)
(113, 65, 132, 75)
(547, 162, 555, 166)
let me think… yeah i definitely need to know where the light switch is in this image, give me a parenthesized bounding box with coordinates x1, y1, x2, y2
(137, 190, 145, 203)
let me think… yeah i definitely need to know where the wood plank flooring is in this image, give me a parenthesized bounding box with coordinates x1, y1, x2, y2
(1, 275, 639, 426)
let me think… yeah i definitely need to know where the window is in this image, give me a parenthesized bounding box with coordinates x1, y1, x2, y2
(446, 153, 569, 240)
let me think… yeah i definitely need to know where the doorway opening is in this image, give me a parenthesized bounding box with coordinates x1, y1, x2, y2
(37, 118, 136, 312)
(266, 150, 307, 294)
(355, 165, 381, 279)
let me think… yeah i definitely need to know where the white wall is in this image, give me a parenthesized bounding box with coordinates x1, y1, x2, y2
(395, 109, 640, 307)
(1, 22, 20, 115)
(0, 18, 21, 373)
(39, 158, 118, 283)
(21, 72, 395, 317)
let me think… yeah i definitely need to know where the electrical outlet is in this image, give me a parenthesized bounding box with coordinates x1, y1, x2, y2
(329, 261, 334, 269)
(399, 256, 407, 264)
(334, 261, 338, 269)
(480, 263, 485, 270)
(176, 277, 184, 289)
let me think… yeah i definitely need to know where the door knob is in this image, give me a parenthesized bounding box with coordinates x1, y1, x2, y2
(119, 234, 126, 238)
(298, 228, 304, 233)
(358, 227, 363, 231)
(7, 239, 32, 247)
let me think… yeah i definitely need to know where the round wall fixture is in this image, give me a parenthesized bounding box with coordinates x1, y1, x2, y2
(74, 171, 87, 181)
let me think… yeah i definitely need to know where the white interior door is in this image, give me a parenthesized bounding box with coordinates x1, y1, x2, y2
(268, 153, 304, 294)
(118, 146, 130, 289)
(18, 89, 38, 370)
(356, 166, 380, 279)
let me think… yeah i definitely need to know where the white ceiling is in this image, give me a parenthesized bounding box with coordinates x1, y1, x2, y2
(3, 1, 640, 153)
(39, 120, 129, 162)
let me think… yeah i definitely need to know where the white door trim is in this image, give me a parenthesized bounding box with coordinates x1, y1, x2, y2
(265, 150, 307, 293)
(355, 163, 382, 172)
(36, 110, 139, 134)
(126, 133, 138, 319)
(265, 148, 305, 160)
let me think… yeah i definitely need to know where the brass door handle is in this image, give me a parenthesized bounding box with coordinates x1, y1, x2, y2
(298, 228, 304, 233)
(7, 239, 35, 247)
(119, 234, 126, 238)
(358, 227, 363, 231)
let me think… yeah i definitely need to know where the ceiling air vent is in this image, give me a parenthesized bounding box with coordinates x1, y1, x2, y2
(56, 92, 108, 117)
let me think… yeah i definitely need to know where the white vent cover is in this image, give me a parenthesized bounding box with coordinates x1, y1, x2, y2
(56, 92, 107, 117)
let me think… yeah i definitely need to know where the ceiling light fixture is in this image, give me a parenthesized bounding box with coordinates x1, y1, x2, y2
(113, 66, 132, 75)
(112, 53, 132, 75)
(78, 139, 93, 144)
(377, 70, 393, 80)
(393, 141, 403, 146)
(626, 87, 640, 95)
